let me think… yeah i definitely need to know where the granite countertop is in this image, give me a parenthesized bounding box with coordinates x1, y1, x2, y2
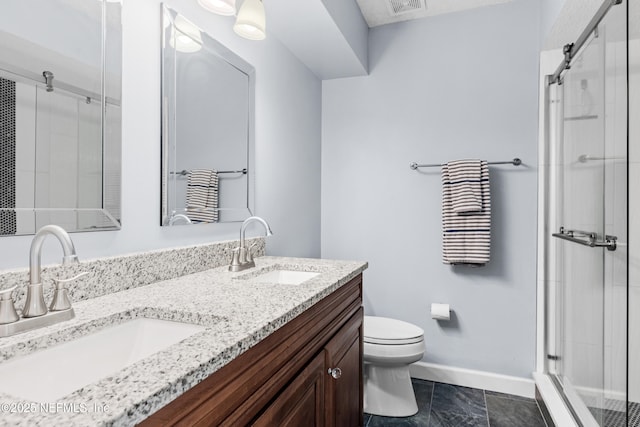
(0, 256, 367, 426)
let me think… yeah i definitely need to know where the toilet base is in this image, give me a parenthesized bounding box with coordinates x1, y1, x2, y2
(363, 363, 418, 417)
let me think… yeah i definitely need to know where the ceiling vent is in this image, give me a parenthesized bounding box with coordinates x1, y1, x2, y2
(385, 0, 426, 16)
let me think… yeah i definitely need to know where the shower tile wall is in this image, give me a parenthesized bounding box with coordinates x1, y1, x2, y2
(602, 23, 628, 404)
(629, 29, 640, 404)
(0, 77, 16, 235)
(630, 0, 640, 406)
(12, 82, 103, 233)
(14, 82, 35, 234)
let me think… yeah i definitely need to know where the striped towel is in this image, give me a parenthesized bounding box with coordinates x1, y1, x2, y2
(185, 169, 219, 223)
(442, 160, 490, 265)
(446, 159, 483, 213)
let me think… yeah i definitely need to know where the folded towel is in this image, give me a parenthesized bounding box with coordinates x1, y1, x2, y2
(445, 159, 484, 213)
(442, 160, 490, 265)
(185, 169, 219, 223)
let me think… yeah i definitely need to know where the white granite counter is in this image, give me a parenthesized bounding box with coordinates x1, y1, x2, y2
(0, 256, 367, 426)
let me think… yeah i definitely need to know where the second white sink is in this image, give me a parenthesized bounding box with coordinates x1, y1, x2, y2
(0, 318, 205, 402)
(252, 270, 320, 285)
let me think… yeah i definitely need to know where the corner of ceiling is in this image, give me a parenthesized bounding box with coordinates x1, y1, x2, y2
(266, 0, 369, 80)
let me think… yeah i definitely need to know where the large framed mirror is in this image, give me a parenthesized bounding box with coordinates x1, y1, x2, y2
(0, 0, 122, 235)
(161, 5, 254, 226)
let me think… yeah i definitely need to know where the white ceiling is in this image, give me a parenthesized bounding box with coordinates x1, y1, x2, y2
(356, 0, 513, 28)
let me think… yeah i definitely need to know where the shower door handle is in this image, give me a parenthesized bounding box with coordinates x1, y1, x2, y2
(552, 227, 617, 251)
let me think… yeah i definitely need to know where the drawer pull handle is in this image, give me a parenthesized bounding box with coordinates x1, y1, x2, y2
(328, 367, 342, 379)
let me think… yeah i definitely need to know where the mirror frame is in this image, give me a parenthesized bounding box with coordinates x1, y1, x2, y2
(160, 5, 255, 227)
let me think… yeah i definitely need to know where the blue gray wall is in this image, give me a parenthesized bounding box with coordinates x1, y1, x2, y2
(540, 0, 567, 44)
(321, 0, 541, 378)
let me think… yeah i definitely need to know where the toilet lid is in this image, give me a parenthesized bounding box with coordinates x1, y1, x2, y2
(363, 316, 424, 345)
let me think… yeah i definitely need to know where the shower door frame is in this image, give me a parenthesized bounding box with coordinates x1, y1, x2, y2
(537, 1, 629, 426)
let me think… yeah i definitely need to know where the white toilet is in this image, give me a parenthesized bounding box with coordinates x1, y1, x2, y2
(363, 316, 425, 417)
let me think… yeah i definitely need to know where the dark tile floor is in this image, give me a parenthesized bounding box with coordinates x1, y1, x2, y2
(365, 379, 549, 427)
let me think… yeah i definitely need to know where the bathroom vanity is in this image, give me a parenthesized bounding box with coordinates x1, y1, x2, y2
(0, 255, 366, 426)
(142, 271, 363, 426)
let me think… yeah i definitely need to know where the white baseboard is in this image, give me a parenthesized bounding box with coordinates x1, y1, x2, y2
(409, 362, 536, 399)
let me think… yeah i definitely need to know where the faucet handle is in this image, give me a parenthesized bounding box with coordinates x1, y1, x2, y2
(0, 286, 19, 325)
(228, 247, 242, 271)
(50, 272, 87, 312)
(246, 243, 258, 263)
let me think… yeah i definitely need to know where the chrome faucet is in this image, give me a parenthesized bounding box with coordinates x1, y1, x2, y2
(168, 212, 193, 225)
(229, 216, 273, 272)
(24, 225, 79, 317)
(0, 225, 83, 337)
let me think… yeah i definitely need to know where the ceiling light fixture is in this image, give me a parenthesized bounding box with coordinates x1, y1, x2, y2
(197, 0, 266, 41)
(233, 0, 266, 40)
(170, 15, 202, 53)
(197, 0, 236, 16)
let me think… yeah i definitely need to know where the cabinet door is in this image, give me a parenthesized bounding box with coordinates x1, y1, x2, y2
(252, 352, 325, 427)
(325, 308, 363, 427)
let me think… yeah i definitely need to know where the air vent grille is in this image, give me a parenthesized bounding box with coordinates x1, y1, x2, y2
(386, 0, 426, 16)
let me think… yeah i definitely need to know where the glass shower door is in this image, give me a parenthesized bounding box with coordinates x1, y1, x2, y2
(548, 4, 628, 426)
(554, 29, 607, 426)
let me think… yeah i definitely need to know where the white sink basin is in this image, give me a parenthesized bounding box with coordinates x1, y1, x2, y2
(0, 318, 205, 402)
(252, 270, 320, 285)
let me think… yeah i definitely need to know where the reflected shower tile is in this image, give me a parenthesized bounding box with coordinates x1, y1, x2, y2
(564, 245, 605, 346)
(14, 170, 35, 207)
(611, 244, 628, 287)
(564, 342, 604, 391)
(629, 286, 640, 403)
(611, 162, 628, 233)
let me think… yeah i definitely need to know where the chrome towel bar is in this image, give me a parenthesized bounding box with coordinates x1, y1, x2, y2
(552, 227, 617, 251)
(410, 158, 521, 170)
(170, 169, 247, 176)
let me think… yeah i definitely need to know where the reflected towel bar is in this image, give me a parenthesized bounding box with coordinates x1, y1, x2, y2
(552, 227, 617, 251)
(409, 158, 522, 170)
(170, 169, 247, 176)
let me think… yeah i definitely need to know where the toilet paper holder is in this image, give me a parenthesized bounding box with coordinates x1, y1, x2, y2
(431, 303, 450, 321)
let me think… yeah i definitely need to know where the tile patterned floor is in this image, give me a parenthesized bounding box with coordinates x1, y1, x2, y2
(589, 399, 640, 427)
(365, 379, 549, 427)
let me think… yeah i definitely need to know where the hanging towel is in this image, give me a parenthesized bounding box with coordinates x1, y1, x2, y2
(185, 169, 219, 223)
(445, 159, 483, 213)
(442, 160, 491, 265)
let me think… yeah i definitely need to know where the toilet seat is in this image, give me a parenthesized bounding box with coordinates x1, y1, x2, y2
(364, 316, 424, 345)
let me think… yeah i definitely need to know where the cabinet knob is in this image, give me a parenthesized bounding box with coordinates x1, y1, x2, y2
(328, 367, 342, 380)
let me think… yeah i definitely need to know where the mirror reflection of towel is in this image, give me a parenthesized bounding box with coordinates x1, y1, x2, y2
(185, 169, 219, 223)
(442, 160, 490, 266)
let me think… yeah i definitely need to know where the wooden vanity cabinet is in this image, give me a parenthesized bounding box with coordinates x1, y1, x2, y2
(140, 274, 363, 427)
(324, 310, 362, 427)
(252, 351, 326, 426)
